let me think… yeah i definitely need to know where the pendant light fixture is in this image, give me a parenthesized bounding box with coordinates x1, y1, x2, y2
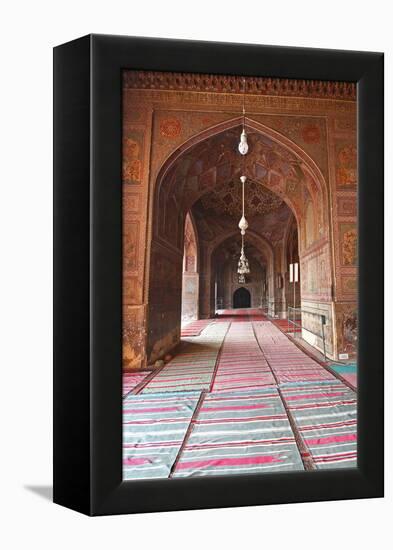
(238, 78, 248, 155)
(237, 175, 250, 278)
(237, 233, 250, 277)
(238, 175, 249, 235)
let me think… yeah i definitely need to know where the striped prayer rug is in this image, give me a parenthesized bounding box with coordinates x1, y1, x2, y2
(141, 323, 229, 394)
(122, 371, 151, 397)
(181, 319, 213, 337)
(172, 388, 305, 477)
(280, 380, 357, 469)
(123, 391, 201, 479)
(212, 322, 276, 392)
(253, 321, 335, 384)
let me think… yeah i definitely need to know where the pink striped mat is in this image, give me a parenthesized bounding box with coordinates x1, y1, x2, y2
(181, 319, 213, 337)
(172, 388, 304, 477)
(253, 321, 335, 384)
(212, 322, 275, 392)
(280, 380, 357, 469)
(123, 371, 151, 397)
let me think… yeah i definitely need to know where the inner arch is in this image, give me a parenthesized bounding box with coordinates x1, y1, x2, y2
(147, 119, 332, 363)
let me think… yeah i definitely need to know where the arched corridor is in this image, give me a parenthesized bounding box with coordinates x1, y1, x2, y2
(143, 114, 340, 364)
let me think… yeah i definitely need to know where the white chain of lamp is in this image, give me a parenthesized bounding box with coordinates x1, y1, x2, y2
(237, 78, 250, 283)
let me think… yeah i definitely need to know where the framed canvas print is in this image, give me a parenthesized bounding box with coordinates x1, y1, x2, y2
(53, 34, 384, 516)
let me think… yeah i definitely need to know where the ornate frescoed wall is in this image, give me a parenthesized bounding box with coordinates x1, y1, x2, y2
(122, 102, 152, 370)
(122, 71, 357, 368)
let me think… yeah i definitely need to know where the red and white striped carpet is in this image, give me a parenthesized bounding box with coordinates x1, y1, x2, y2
(123, 309, 357, 479)
(211, 322, 275, 392)
(181, 319, 214, 337)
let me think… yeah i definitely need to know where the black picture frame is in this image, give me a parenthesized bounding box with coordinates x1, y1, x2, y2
(53, 34, 384, 516)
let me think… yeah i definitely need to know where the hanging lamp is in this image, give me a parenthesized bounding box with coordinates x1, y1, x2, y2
(237, 175, 250, 278)
(238, 78, 248, 155)
(237, 233, 250, 276)
(238, 175, 249, 235)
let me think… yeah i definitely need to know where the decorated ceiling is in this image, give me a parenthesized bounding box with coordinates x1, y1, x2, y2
(166, 127, 305, 212)
(213, 234, 266, 267)
(200, 179, 283, 218)
(192, 191, 292, 247)
(164, 126, 300, 248)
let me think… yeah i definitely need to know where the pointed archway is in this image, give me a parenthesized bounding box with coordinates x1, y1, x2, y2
(233, 287, 251, 309)
(209, 230, 274, 316)
(181, 212, 199, 322)
(146, 118, 333, 363)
